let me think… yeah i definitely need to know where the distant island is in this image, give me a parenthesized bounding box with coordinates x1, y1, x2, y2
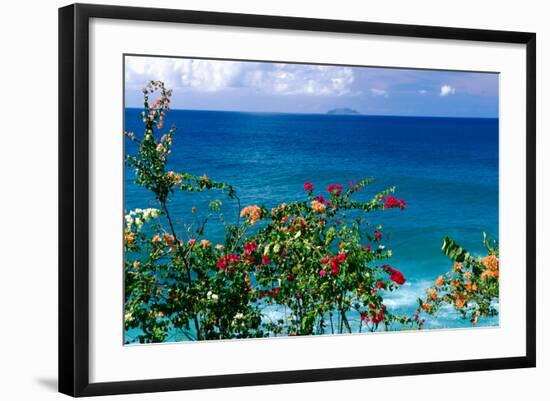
(326, 108, 360, 115)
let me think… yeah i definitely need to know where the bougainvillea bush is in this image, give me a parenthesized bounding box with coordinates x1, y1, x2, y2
(123, 81, 498, 343)
(416, 234, 499, 326)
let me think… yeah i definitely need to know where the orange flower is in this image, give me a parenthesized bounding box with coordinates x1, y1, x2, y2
(124, 229, 135, 246)
(482, 255, 499, 271)
(464, 272, 472, 279)
(215, 244, 224, 251)
(481, 269, 499, 280)
(453, 262, 463, 272)
(240, 205, 262, 225)
(454, 294, 466, 309)
(311, 200, 326, 213)
(166, 171, 182, 185)
(163, 232, 175, 244)
(200, 239, 212, 248)
(464, 282, 478, 292)
(421, 303, 433, 312)
(435, 275, 445, 286)
(427, 288, 438, 301)
(290, 216, 307, 232)
(151, 234, 162, 244)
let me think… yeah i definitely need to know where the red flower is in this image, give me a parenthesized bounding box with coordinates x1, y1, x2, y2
(315, 195, 330, 205)
(327, 184, 343, 196)
(374, 232, 382, 240)
(303, 181, 314, 191)
(364, 245, 372, 253)
(243, 241, 257, 256)
(360, 311, 370, 322)
(382, 196, 406, 210)
(216, 253, 241, 270)
(383, 265, 406, 285)
(261, 255, 270, 265)
(376, 281, 386, 289)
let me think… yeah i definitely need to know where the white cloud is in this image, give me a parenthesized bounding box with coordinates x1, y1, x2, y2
(440, 85, 456, 96)
(370, 88, 388, 97)
(125, 56, 355, 96)
(242, 64, 355, 96)
(125, 57, 242, 92)
(418, 89, 428, 95)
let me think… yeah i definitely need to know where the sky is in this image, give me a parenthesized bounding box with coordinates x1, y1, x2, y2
(124, 55, 499, 118)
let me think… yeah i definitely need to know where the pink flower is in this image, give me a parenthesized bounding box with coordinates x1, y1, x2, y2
(303, 181, 314, 191)
(319, 269, 326, 277)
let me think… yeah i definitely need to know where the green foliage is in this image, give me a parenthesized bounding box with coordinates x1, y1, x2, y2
(123, 80, 487, 343)
(417, 235, 499, 326)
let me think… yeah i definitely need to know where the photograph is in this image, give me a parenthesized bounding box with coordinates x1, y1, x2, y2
(123, 55, 500, 344)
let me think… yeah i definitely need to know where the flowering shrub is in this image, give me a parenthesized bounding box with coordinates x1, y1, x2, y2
(123, 81, 490, 343)
(416, 234, 499, 326)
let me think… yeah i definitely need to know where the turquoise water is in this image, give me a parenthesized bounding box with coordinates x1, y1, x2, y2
(124, 109, 499, 332)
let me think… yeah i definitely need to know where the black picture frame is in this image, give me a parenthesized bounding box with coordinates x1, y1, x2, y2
(59, 3, 536, 397)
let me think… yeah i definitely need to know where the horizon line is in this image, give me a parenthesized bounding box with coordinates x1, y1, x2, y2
(124, 106, 498, 120)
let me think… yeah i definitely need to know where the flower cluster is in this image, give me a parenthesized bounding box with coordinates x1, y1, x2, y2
(320, 252, 347, 276)
(382, 195, 406, 210)
(417, 236, 499, 326)
(240, 205, 262, 225)
(327, 183, 343, 196)
(124, 208, 160, 230)
(383, 265, 406, 285)
(216, 253, 241, 270)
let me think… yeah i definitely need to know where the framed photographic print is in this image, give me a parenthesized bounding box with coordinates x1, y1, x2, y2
(58, 3, 536, 397)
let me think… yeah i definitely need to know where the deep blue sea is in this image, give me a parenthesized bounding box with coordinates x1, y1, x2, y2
(124, 109, 499, 332)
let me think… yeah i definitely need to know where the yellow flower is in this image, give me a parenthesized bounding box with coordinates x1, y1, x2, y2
(311, 200, 326, 213)
(215, 244, 224, 251)
(240, 205, 262, 225)
(435, 275, 445, 286)
(200, 239, 212, 248)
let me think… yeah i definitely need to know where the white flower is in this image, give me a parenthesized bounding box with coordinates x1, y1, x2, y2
(211, 294, 219, 301)
(234, 313, 244, 320)
(207, 290, 212, 299)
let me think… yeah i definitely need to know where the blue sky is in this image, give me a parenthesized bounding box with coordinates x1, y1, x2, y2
(125, 56, 499, 118)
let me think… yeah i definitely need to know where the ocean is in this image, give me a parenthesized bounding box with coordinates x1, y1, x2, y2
(124, 109, 499, 332)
